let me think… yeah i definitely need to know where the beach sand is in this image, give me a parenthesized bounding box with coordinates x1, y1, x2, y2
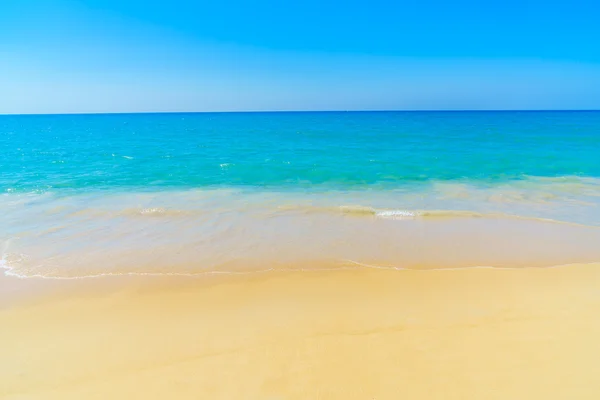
(3, 263, 600, 399)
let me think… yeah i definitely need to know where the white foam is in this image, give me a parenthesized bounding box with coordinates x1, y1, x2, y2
(0, 257, 22, 279)
(139, 207, 166, 215)
(375, 210, 417, 218)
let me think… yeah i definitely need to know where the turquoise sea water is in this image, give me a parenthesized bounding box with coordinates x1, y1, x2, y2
(2, 111, 600, 192)
(2, 111, 600, 278)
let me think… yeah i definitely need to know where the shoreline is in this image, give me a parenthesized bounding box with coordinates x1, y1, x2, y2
(3, 262, 600, 399)
(4, 214, 600, 279)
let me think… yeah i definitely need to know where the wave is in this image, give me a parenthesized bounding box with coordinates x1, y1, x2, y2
(279, 205, 588, 226)
(64, 203, 593, 227)
(338, 206, 485, 219)
(119, 207, 197, 217)
(68, 207, 203, 218)
(68, 205, 532, 221)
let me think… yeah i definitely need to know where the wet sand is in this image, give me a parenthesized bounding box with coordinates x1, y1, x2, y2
(3, 263, 600, 399)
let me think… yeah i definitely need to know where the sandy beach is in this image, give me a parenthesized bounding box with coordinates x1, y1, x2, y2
(3, 263, 600, 399)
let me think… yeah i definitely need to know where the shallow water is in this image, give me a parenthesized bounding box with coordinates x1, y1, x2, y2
(2, 111, 600, 278)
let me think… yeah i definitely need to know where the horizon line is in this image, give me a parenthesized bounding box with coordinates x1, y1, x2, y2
(1, 109, 600, 116)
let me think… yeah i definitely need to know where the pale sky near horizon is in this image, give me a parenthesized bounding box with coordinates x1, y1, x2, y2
(1, 0, 600, 114)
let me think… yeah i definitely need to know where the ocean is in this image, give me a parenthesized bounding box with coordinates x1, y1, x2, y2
(2, 111, 600, 278)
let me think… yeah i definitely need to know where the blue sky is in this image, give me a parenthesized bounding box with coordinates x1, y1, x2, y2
(1, 0, 600, 113)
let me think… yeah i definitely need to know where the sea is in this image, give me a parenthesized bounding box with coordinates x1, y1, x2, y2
(2, 111, 600, 279)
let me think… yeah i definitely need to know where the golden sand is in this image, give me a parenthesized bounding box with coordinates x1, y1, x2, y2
(3, 264, 600, 399)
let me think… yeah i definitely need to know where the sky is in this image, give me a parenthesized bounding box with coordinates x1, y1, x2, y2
(1, 0, 600, 113)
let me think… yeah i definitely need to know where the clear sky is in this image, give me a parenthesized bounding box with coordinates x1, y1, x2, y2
(1, 0, 600, 113)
